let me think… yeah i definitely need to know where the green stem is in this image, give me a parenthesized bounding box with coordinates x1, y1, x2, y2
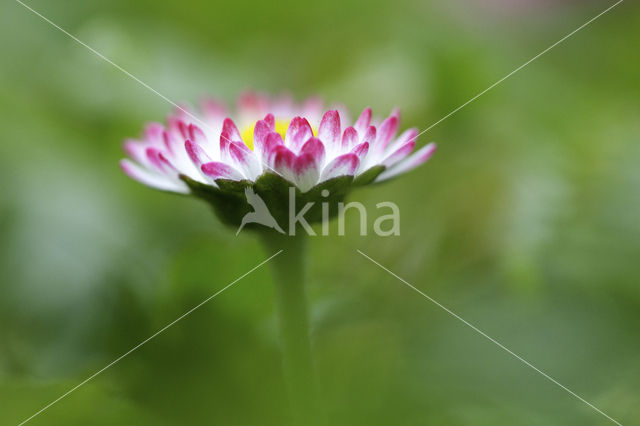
(259, 231, 321, 426)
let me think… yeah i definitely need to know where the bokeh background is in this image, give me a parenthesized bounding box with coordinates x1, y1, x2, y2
(1, 0, 639, 424)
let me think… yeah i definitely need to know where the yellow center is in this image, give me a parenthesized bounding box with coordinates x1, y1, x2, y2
(241, 120, 289, 151)
(241, 119, 317, 150)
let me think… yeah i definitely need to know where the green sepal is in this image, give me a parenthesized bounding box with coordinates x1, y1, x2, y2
(180, 172, 358, 233)
(180, 175, 252, 228)
(352, 165, 385, 186)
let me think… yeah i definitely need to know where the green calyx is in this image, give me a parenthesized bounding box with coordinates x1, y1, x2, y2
(180, 166, 386, 233)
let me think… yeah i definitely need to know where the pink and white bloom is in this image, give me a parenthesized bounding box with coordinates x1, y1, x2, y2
(121, 92, 436, 194)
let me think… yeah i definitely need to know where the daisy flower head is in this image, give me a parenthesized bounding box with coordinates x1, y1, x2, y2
(121, 92, 436, 230)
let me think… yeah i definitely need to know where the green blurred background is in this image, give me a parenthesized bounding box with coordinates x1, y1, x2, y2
(1, 0, 639, 424)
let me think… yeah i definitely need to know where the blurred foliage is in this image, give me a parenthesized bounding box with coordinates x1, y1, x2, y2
(1, 0, 639, 424)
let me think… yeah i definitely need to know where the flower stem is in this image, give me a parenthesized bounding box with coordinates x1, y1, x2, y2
(259, 231, 322, 426)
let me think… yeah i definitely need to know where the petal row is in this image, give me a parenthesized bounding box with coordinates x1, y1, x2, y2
(121, 104, 436, 193)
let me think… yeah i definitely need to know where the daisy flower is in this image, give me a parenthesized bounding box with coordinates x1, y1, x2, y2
(120, 92, 436, 195)
(119, 92, 437, 424)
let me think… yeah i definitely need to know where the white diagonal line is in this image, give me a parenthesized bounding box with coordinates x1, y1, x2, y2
(17, 250, 283, 426)
(14, 0, 282, 176)
(414, 0, 623, 139)
(357, 249, 622, 425)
